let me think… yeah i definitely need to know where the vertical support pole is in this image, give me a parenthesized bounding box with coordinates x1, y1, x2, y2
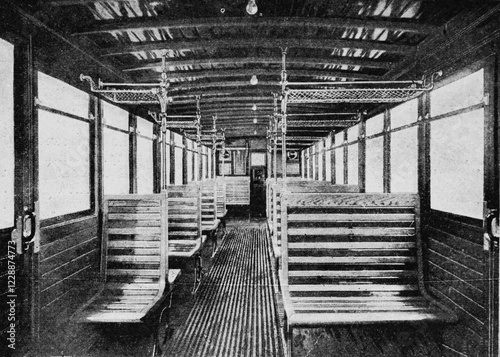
(182, 136, 188, 185)
(129, 114, 137, 193)
(358, 112, 366, 192)
(153, 124, 161, 193)
(383, 108, 391, 193)
(343, 130, 348, 184)
(169, 130, 175, 185)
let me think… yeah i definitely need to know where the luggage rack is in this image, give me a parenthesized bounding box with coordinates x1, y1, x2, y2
(284, 78, 440, 104)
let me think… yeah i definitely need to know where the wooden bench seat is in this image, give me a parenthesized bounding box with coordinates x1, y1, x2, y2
(279, 192, 458, 356)
(165, 184, 204, 293)
(73, 194, 180, 336)
(201, 180, 221, 254)
(268, 180, 359, 264)
(216, 177, 228, 223)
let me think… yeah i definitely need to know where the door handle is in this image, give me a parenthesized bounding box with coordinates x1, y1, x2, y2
(22, 207, 37, 251)
(484, 209, 499, 249)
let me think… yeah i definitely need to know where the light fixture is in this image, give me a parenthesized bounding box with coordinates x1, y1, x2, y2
(250, 74, 258, 85)
(252, 104, 257, 111)
(246, 0, 258, 15)
(253, 117, 258, 124)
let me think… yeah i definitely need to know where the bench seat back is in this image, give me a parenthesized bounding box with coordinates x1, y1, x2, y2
(165, 184, 202, 256)
(75, 194, 169, 323)
(280, 192, 457, 326)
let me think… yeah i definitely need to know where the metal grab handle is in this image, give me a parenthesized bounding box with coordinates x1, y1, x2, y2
(485, 209, 498, 244)
(22, 209, 36, 242)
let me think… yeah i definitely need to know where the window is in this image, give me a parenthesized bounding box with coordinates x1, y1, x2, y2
(325, 136, 332, 182)
(347, 143, 358, 185)
(0, 38, 15, 228)
(186, 140, 193, 182)
(251, 152, 265, 166)
(430, 69, 484, 219)
(390, 100, 418, 192)
(173, 133, 183, 185)
(317, 142, 324, 181)
(391, 99, 418, 129)
(102, 102, 129, 194)
(136, 118, 154, 193)
(365, 113, 384, 137)
(38, 72, 91, 219)
(365, 136, 384, 192)
(431, 70, 484, 117)
(334, 132, 344, 184)
(391, 127, 418, 192)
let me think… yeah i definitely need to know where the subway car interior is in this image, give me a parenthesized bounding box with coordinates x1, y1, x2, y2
(1, 1, 500, 356)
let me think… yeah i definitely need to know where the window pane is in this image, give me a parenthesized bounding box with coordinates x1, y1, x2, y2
(431, 109, 484, 218)
(347, 125, 358, 142)
(39, 111, 90, 219)
(365, 136, 384, 192)
(137, 118, 153, 193)
(137, 117, 153, 139)
(174, 146, 183, 185)
(104, 128, 129, 194)
(102, 101, 129, 131)
(301, 151, 306, 179)
(347, 144, 358, 185)
(334, 132, 344, 146)
(366, 113, 384, 136)
(0, 38, 15, 228)
(137, 137, 153, 193)
(391, 99, 418, 129)
(391, 127, 418, 192)
(431, 69, 484, 117)
(325, 137, 332, 182)
(38, 72, 89, 118)
(187, 141, 193, 182)
(335, 147, 344, 184)
(208, 147, 213, 178)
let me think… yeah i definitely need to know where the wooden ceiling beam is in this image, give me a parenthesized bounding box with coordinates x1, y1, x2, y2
(74, 16, 439, 36)
(135, 68, 382, 82)
(99, 37, 414, 57)
(168, 81, 279, 94)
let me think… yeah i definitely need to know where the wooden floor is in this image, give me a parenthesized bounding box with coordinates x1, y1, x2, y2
(165, 224, 283, 357)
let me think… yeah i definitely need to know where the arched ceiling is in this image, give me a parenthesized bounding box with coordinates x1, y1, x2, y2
(24, 0, 473, 148)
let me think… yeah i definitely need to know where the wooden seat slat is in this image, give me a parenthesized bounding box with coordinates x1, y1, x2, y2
(288, 213, 415, 222)
(288, 227, 415, 236)
(289, 242, 416, 250)
(108, 227, 162, 235)
(289, 256, 416, 264)
(108, 240, 160, 248)
(289, 284, 419, 292)
(289, 270, 417, 278)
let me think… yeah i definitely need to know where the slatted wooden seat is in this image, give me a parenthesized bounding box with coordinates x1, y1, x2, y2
(279, 192, 458, 356)
(73, 194, 180, 326)
(200, 180, 221, 253)
(268, 181, 359, 265)
(223, 176, 250, 205)
(215, 178, 227, 226)
(165, 184, 202, 256)
(165, 184, 204, 292)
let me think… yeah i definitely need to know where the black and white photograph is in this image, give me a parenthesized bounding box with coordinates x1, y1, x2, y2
(0, 1, 499, 356)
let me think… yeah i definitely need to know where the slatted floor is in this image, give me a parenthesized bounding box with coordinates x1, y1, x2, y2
(165, 225, 283, 357)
